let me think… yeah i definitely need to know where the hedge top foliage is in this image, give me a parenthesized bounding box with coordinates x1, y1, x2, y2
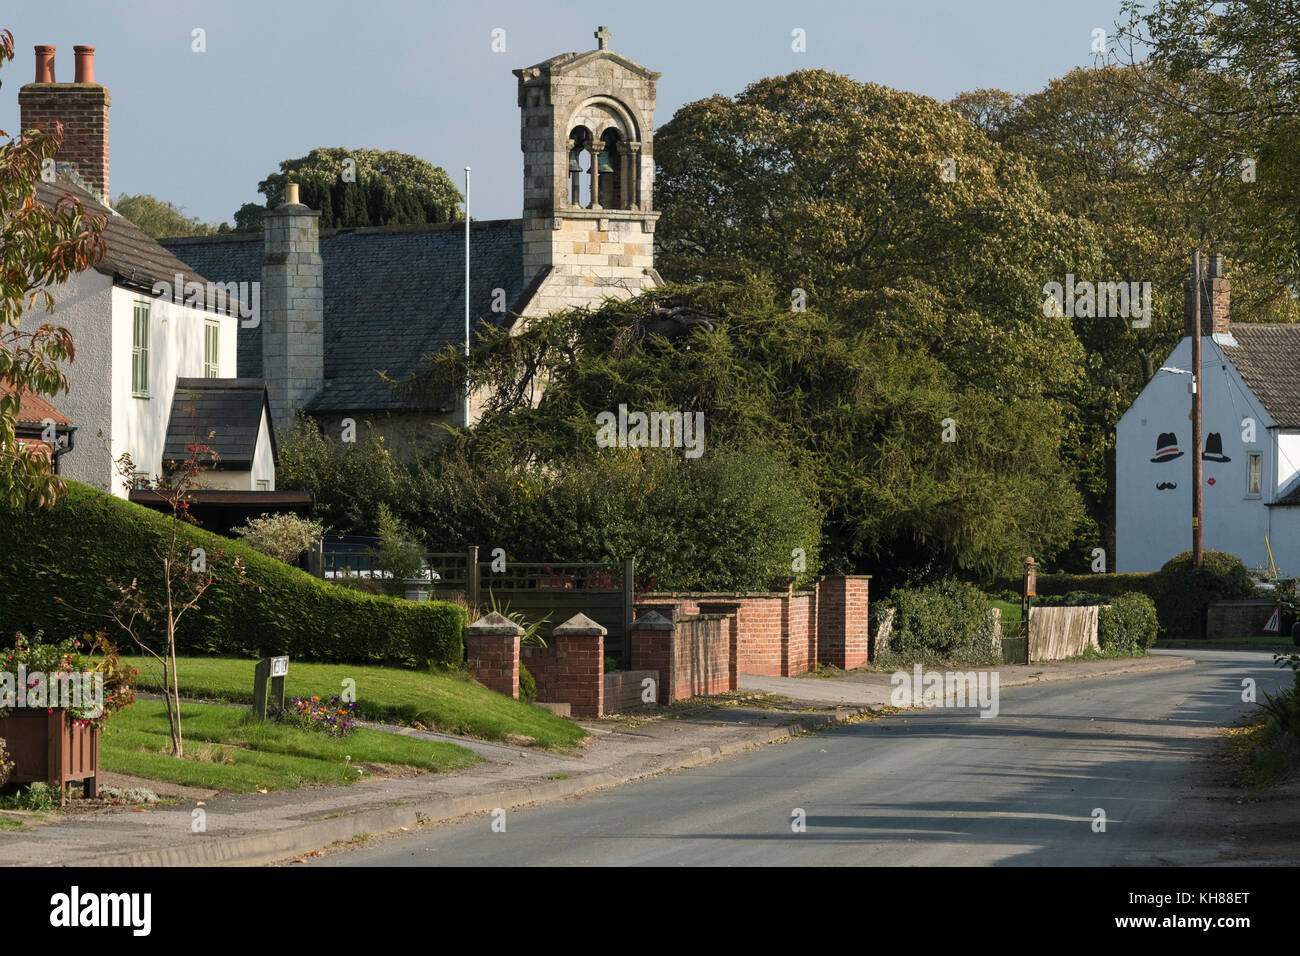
(0, 483, 464, 668)
(878, 578, 998, 666)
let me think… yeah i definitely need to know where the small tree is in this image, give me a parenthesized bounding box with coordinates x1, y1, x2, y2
(92, 440, 247, 757)
(233, 511, 325, 563)
(0, 28, 107, 509)
(372, 503, 424, 596)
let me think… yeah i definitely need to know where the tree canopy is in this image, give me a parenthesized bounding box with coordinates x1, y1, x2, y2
(412, 280, 1084, 584)
(114, 193, 225, 238)
(234, 147, 463, 232)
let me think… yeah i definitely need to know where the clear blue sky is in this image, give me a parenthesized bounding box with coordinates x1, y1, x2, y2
(1, 0, 1134, 224)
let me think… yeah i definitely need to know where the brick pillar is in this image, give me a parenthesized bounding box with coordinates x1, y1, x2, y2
(699, 602, 741, 692)
(551, 613, 606, 717)
(464, 612, 521, 699)
(818, 575, 871, 669)
(629, 610, 676, 704)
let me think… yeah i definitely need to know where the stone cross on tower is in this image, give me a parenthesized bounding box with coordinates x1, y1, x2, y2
(595, 25, 612, 50)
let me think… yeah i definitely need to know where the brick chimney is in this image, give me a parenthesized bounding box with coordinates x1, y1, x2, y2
(18, 45, 111, 207)
(1184, 252, 1231, 337)
(261, 183, 325, 435)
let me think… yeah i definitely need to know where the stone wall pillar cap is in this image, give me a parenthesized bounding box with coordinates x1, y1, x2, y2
(553, 613, 608, 636)
(630, 610, 676, 630)
(466, 611, 524, 636)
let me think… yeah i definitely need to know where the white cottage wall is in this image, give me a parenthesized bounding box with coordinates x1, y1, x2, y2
(1116, 336, 1290, 573)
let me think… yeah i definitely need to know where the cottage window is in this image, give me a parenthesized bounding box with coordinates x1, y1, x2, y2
(132, 300, 150, 397)
(1247, 452, 1261, 496)
(204, 319, 220, 377)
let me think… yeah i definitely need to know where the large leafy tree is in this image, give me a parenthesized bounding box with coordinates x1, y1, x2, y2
(654, 70, 1092, 406)
(1115, 0, 1300, 286)
(0, 29, 106, 508)
(234, 147, 463, 231)
(412, 280, 1084, 584)
(953, 60, 1300, 562)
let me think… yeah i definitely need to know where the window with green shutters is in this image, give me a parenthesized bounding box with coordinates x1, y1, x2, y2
(204, 319, 220, 377)
(131, 301, 150, 397)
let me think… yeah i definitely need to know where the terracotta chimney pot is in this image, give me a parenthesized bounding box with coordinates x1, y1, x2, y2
(34, 45, 55, 83)
(73, 46, 95, 83)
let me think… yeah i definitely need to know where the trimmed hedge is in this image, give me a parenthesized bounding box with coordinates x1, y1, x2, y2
(1035, 572, 1156, 599)
(0, 483, 464, 668)
(1098, 593, 1159, 653)
(878, 579, 998, 666)
(1150, 551, 1255, 639)
(1034, 552, 1253, 638)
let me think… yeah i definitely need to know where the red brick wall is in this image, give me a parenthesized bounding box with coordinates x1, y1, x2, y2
(786, 590, 817, 675)
(674, 615, 732, 698)
(817, 576, 871, 668)
(1207, 600, 1279, 640)
(19, 85, 111, 205)
(464, 632, 518, 699)
(522, 630, 604, 717)
(637, 590, 823, 676)
(630, 613, 734, 703)
(603, 669, 659, 712)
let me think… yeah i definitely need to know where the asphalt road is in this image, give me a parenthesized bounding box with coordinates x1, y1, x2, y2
(311, 650, 1292, 866)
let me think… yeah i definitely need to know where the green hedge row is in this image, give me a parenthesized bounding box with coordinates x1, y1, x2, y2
(1035, 572, 1156, 599)
(1034, 551, 1254, 638)
(0, 483, 465, 667)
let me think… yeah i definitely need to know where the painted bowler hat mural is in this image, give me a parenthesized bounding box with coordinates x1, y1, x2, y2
(1150, 432, 1184, 463)
(1202, 432, 1231, 462)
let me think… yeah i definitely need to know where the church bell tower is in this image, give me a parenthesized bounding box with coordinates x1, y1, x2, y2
(514, 26, 661, 315)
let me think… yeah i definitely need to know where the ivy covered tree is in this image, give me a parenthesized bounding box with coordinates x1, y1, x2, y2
(0, 28, 106, 508)
(234, 147, 463, 231)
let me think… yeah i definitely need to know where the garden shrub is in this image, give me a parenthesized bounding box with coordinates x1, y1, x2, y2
(1151, 550, 1255, 638)
(0, 738, 10, 788)
(0, 483, 464, 668)
(876, 579, 998, 666)
(1097, 592, 1159, 654)
(518, 663, 537, 704)
(233, 512, 325, 563)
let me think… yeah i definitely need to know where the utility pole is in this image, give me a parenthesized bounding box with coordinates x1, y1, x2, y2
(1191, 249, 1204, 569)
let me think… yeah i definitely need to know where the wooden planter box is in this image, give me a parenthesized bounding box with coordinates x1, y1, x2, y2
(0, 709, 99, 802)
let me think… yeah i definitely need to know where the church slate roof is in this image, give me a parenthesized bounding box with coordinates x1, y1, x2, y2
(164, 378, 274, 469)
(36, 178, 219, 303)
(162, 219, 527, 413)
(1220, 324, 1300, 429)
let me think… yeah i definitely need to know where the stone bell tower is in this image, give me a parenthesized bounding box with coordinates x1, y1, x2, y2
(514, 26, 661, 317)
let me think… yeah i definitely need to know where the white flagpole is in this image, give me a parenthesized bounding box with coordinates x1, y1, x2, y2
(464, 166, 471, 429)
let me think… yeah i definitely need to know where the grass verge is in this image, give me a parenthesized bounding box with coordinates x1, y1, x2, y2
(100, 700, 481, 792)
(134, 657, 587, 750)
